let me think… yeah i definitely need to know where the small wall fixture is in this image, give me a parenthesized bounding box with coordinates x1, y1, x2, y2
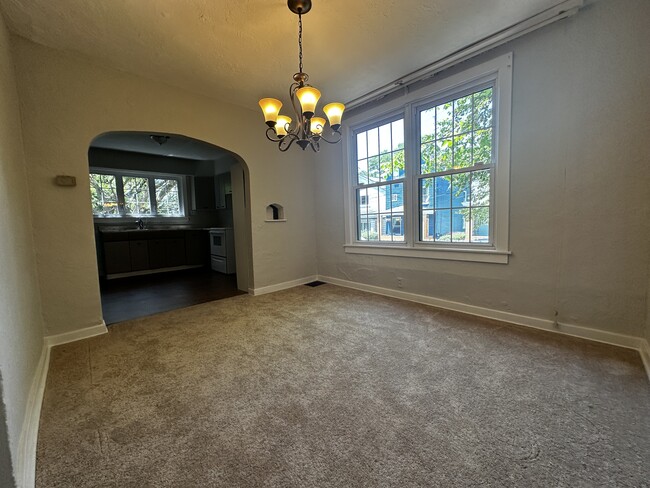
(258, 0, 345, 152)
(150, 135, 170, 145)
(54, 175, 77, 187)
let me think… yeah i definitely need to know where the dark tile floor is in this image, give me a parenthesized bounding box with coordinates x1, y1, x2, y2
(99, 267, 245, 325)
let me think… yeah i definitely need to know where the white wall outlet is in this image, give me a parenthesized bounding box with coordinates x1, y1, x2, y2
(397, 277, 404, 288)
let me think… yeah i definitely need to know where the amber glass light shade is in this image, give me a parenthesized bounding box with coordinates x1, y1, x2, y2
(296, 86, 321, 117)
(310, 117, 326, 135)
(276, 115, 292, 137)
(259, 98, 282, 126)
(323, 102, 345, 129)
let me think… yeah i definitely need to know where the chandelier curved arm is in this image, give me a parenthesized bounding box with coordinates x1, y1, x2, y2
(265, 127, 283, 143)
(279, 132, 300, 152)
(316, 129, 343, 145)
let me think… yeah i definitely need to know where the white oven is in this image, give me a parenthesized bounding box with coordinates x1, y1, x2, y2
(209, 228, 227, 257)
(208, 228, 235, 274)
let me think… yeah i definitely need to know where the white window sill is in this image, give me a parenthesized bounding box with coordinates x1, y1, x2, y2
(344, 244, 510, 264)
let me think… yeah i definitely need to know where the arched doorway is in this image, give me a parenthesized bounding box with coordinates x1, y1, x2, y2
(88, 131, 253, 324)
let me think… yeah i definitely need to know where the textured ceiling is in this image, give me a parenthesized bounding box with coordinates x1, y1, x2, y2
(1, 0, 567, 112)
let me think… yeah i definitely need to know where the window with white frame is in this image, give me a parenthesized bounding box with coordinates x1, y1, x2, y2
(355, 118, 405, 242)
(90, 169, 185, 218)
(346, 54, 512, 263)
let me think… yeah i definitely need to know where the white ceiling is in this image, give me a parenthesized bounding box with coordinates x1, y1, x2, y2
(1, 0, 569, 112)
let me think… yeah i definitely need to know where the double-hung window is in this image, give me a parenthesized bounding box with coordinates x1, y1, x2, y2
(345, 54, 512, 263)
(90, 169, 185, 218)
(355, 117, 405, 242)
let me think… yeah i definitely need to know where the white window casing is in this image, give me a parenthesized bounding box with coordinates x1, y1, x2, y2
(343, 53, 513, 264)
(90, 167, 187, 221)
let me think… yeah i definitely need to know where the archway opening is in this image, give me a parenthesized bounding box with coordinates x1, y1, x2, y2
(87, 131, 253, 325)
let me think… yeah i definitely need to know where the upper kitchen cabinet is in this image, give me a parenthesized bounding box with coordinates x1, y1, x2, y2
(190, 172, 231, 211)
(215, 172, 232, 209)
(191, 176, 216, 211)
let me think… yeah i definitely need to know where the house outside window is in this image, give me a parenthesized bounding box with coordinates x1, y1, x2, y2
(90, 169, 185, 218)
(344, 54, 512, 264)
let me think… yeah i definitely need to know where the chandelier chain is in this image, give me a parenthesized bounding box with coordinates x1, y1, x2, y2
(298, 12, 303, 75)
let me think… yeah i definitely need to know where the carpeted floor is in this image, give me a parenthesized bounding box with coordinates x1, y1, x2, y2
(36, 284, 650, 487)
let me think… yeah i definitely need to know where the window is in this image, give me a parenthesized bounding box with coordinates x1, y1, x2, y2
(355, 118, 405, 242)
(418, 88, 492, 244)
(90, 170, 185, 218)
(345, 54, 512, 263)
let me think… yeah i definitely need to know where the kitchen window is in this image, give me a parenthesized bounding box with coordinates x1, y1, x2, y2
(344, 53, 512, 263)
(90, 169, 185, 218)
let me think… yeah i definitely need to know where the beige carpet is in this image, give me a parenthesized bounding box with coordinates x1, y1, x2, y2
(37, 284, 650, 487)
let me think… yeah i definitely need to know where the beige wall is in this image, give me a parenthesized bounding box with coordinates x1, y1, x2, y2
(314, 0, 650, 337)
(12, 36, 318, 336)
(0, 12, 44, 485)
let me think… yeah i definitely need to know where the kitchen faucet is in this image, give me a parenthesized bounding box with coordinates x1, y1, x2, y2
(136, 218, 145, 230)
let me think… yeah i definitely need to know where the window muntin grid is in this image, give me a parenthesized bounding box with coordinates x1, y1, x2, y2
(90, 170, 185, 218)
(90, 174, 119, 216)
(123, 176, 152, 216)
(154, 178, 182, 216)
(354, 118, 405, 242)
(418, 86, 494, 245)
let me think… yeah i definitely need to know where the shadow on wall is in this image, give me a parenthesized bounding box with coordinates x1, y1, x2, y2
(0, 373, 16, 488)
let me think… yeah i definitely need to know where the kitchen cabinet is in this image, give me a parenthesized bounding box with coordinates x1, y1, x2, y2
(166, 238, 186, 267)
(104, 241, 131, 274)
(185, 230, 208, 265)
(147, 234, 186, 269)
(99, 229, 208, 277)
(215, 172, 232, 209)
(147, 239, 167, 269)
(190, 173, 231, 211)
(192, 176, 216, 211)
(129, 240, 149, 271)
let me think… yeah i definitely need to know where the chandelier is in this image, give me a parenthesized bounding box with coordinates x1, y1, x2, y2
(258, 0, 345, 152)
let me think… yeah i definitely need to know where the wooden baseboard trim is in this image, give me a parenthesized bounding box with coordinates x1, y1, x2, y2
(15, 344, 50, 488)
(318, 275, 645, 353)
(248, 275, 319, 296)
(640, 339, 650, 383)
(44, 322, 108, 348)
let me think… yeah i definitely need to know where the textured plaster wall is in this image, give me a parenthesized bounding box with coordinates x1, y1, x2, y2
(314, 0, 650, 337)
(0, 12, 44, 485)
(12, 36, 318, 336)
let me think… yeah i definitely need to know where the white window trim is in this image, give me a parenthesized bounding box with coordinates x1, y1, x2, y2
(90, 167, 189, 222)
(342, 53, 512, 264)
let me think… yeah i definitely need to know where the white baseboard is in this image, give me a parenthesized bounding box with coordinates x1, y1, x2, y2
(44, 321, 108, 348)
(640, 339, 650, 383)
(15, 321, 108, 487)
(248, 275, 319, 296)
(319, 275, 646, 354)
(15, 344, 50, 488)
